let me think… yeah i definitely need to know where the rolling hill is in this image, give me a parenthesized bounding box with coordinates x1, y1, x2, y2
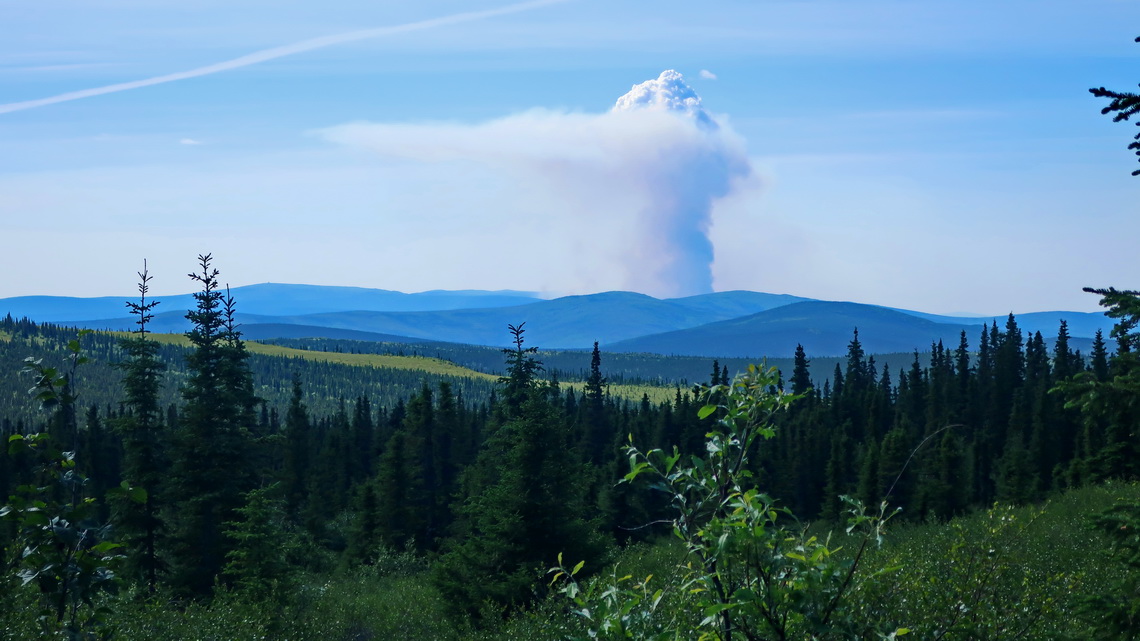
(61, 290, 822, 349)
(608, 301, 1002, 358)
(0, 283, 542, 322)
(4, 284, 1115, 358)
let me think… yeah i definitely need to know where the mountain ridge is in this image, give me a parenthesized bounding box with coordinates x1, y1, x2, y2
(1, 284, 1114, 358)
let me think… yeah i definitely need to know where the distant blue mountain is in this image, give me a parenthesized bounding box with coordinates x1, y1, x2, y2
(666, 291, 813, 317)
(0, 283, 542, 322)
(8, 283, 1115, 358)
(889, 308, 1113, 339)
(237, 323, 439, 344)
(605, 301, 1106, 358)
(62, 290, 814, 348)
(231, 291, 711, 348)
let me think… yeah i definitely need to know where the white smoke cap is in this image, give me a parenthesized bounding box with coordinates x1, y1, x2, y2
(612, 70, 716, 129)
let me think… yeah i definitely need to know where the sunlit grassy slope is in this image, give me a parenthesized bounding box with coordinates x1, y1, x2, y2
(144, 333, 498, 380)
(143, 332, 676, 402)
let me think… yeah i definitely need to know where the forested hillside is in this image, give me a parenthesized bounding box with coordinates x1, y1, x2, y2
(1, 260, 1138, 640)
(0, 316, 499, 428)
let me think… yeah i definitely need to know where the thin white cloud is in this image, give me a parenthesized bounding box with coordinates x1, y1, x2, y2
(0, 0, 569, 116)
(0, 62, 119, 74)
(179, 138, 202, 145)
(699, 69, 717, 80)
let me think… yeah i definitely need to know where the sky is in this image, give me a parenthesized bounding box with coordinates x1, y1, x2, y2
(1, 0, 1138, 314)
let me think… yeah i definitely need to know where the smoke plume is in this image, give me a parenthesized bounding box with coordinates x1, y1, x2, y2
(320, 70, 753, 297)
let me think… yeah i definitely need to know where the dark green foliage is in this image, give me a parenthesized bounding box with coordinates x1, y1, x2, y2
(581, 341, 610, 465)
(436, 390, 603, 623)
(1, 432, 128, 639)
(111, 261, 167, 593)
(374, 427, 425, 550)
(1089, 37, 1140, 175)
(498, 322, 543, 417)
(1, 338, 135, 639)
(1056, 287, 1140, 483)
(860, 503, 1075, 639)
(223, 484, 297, 605)
(434, 326, 603, 624)
(165, 255, 261, 598)
(343, 481, 382, 567)
(790, 343, 812, 396)
(554, 365, 902, 641)
(1078, 501, 1140, 639)
(281, 375, 311, 522)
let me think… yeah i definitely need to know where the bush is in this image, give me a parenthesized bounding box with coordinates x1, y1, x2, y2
(552, 365, 904, 640)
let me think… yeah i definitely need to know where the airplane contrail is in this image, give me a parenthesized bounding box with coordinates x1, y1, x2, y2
(0, 0, 569, 115)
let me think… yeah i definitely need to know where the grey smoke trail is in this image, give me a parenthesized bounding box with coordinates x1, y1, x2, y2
(0, 0, 568, 115)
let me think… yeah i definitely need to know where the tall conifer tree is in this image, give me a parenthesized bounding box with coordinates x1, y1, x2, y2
(112, 261, 166, 593)
(165, 254, 259, 597)
(434, 325, 601, 623)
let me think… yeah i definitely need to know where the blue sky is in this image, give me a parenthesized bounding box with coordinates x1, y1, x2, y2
(1, 0, 1137, 314)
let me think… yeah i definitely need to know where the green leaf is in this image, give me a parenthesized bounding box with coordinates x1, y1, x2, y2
(90, 542, 122, 554)
(130, 486, 148, 503)
(701, 601, 736, 623)
(697, 404, 717, 419)
(23, 511, 50, 527)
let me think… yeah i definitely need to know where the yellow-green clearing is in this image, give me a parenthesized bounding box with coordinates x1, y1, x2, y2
(131, 332, 677, 402)
(564, 381, 678, 404)
(140, 333, 499, 381)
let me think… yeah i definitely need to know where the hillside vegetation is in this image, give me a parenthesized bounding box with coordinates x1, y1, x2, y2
(142, 331, 501, 381)
(51, 481, 1135, 641)
(1, 262, 1138, 640)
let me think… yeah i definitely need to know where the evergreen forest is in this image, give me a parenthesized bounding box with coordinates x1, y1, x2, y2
(0, 252, 1138, 641)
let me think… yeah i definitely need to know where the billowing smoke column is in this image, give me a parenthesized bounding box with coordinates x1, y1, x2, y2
(608, 70, 749, 296)
(320, 70, 753, 297)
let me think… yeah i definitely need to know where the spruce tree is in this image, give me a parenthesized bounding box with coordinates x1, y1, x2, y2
(281, 375, 311, 522)
(1089, 39, 1140, 175)
(433, 325, 601, 623)
(350, 395, 375, 482)
(402, 383, 441, 546)
(1057, 288, 1140, 480)
(582, 341, 609, 464)
(791, 343, 812, 396)
(222, 484, 296, 604)
(433, 382, 460, 524)
(112, 261, 166, 592)
(165, 254, 259, 597)
(343, 481, 383, 567)
(1053, 320, 1079, 381)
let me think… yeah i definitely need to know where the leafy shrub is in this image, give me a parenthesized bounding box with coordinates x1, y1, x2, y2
(552, 364, 904, 640)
